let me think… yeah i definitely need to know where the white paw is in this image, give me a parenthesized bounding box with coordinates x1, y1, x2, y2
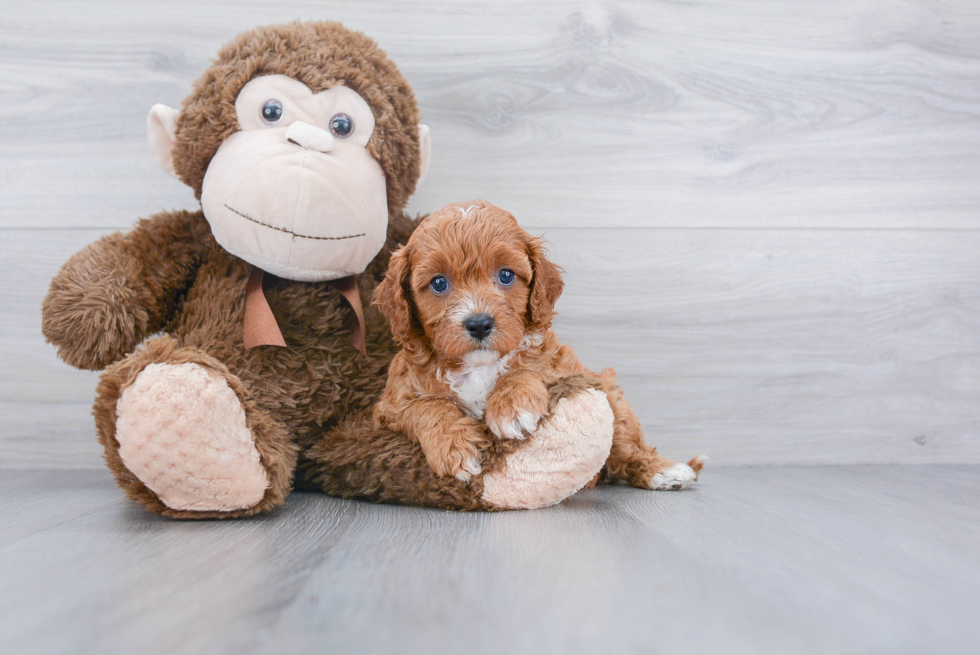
(488, 409, 541, 440)
(649, 463, 697, 490)
(454, 453, 483, 482)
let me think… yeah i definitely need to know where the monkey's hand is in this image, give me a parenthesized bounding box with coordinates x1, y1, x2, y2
(41, 210, 206, 370)
(485, 374, 550, 441)
(42, 234, 150, 370)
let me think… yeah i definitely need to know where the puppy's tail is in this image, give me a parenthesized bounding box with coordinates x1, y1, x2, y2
(598, 367, 618, 387)
(687, 454, 708, 480)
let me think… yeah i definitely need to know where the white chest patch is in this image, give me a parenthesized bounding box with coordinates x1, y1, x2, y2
(443, 350, 513, 419)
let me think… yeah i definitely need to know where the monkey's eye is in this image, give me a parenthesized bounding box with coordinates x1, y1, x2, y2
(429, 276, 449, 295)
(261, 100, 283, 125)
(329, 113, 353, 138)
(497, 269, 516, 286)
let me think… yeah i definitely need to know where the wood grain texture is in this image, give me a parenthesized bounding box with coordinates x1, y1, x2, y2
(1, 466, 978, 654)
(1, 0, 979, 467)
(0, 0, 978, 229)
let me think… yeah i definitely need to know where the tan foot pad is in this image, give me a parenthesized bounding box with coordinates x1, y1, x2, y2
(482, 388, 614, 510)
(115, 362, 269, 512)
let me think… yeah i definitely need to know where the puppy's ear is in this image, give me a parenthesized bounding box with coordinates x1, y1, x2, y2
(525, 235, 564, 331)
(374, 245, 418, 345)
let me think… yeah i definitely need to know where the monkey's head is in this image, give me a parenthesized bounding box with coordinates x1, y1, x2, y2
(147, 21, 431, 282)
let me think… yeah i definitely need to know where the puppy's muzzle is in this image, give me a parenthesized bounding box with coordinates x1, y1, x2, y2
(463, 313, 495, 341)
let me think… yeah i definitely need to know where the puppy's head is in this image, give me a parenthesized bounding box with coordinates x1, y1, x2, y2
(374, 199, 563, 363)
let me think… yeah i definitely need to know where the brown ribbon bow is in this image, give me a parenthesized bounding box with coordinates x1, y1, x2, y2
(243, 267, 366, 356)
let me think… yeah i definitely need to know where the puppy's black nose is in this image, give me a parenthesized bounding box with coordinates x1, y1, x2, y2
(464, 313, 495, 341)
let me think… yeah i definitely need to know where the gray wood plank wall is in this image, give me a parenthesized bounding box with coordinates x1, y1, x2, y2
(2, 0, 978, 468)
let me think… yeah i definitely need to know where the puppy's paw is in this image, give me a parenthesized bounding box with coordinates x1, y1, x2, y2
(647, 461, 699, 490)
(488, 409, 541, 441)
(485, 379, 549, 441)
(454, 453, 483, 482)
(425, 418, 488, 483)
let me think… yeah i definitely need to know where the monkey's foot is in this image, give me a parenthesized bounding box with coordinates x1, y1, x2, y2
(115, 362, 269, 512)
(482, 388, 614, 510)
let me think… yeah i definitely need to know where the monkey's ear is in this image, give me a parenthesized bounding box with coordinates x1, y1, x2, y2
(417, 124, 432, 186)
(373, 245, 419, 345)
(147, 104, 179, 178)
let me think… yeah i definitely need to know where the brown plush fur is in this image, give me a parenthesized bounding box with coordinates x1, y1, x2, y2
(372, 200, 704, 488)
(40, 22, 430, 518)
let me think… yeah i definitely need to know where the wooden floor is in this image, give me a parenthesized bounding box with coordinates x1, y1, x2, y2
(2, 466, 977, 654)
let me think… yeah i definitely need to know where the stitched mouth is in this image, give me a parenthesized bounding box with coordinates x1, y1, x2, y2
(224, 204, 366, 241)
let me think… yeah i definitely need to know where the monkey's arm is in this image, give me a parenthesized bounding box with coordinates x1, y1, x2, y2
(42, 209, 209, 370)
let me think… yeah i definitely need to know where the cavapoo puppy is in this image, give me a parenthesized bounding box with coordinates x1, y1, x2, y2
(373, 199, 704, 490)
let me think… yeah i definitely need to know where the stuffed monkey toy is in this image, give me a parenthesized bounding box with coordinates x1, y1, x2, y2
(41, 21, 615, 517)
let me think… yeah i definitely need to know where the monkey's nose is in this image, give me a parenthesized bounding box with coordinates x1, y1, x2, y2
(463, 314, 495, 341)
(285, 121, 334, 153)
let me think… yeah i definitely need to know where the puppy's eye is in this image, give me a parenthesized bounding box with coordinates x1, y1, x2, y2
(261, 99, 283, 125)
(497, 269, 516, 286)
(429, 276, 449, 294)
(329, 113, 353, 138)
